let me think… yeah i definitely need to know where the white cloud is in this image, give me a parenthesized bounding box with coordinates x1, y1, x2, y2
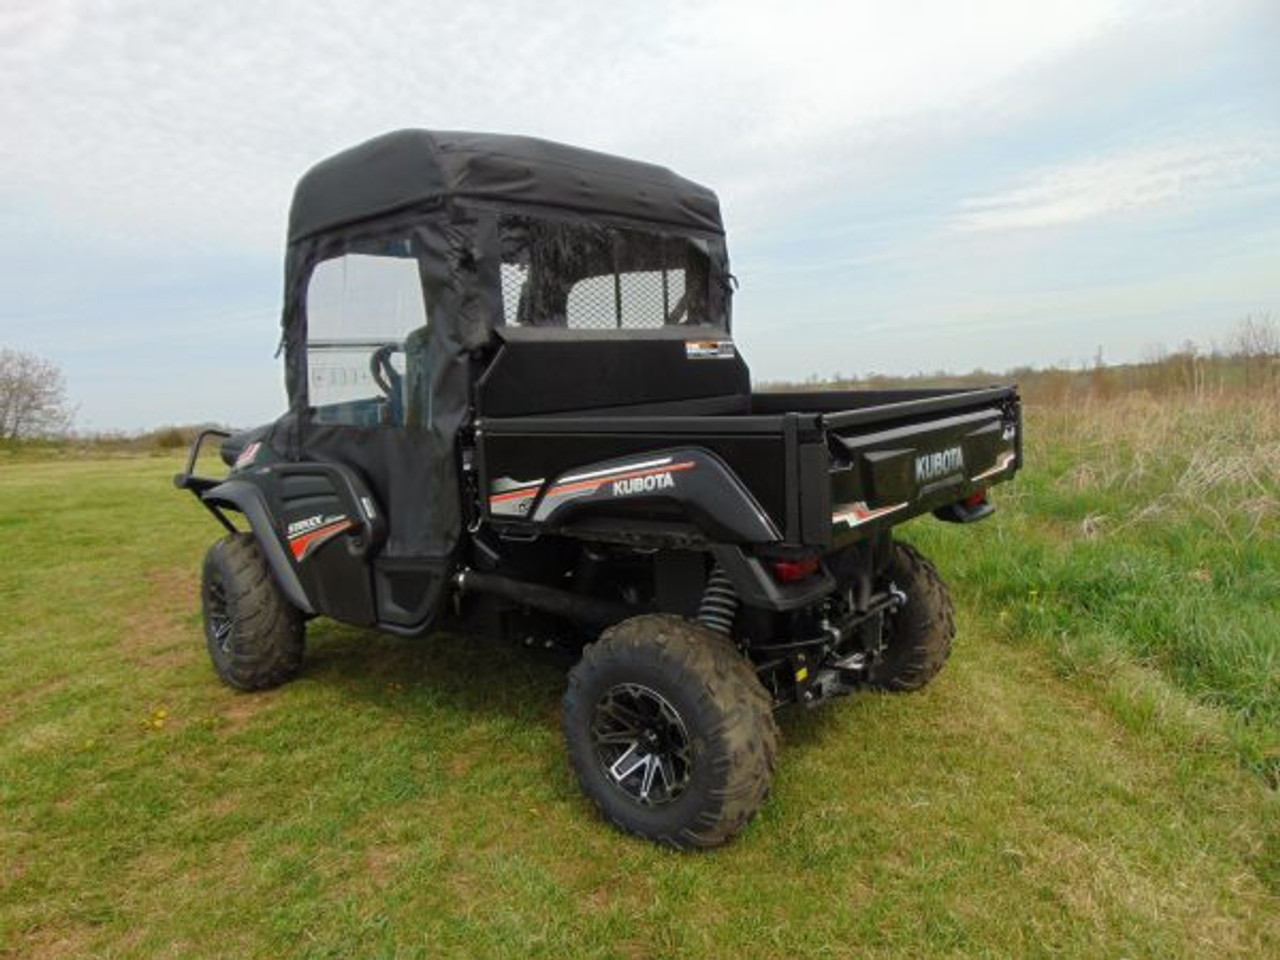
(0, 0, 1129, 252)
(952, 138, 1277, 233)
(0, 0, 78, 61)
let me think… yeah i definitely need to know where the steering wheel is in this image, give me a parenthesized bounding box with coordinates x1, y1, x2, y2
(369, 343, 404, 399)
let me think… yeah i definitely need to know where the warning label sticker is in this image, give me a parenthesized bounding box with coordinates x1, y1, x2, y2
(685, 340, 736, 360)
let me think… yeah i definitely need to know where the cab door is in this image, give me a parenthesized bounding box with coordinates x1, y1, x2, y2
(292, 235, 451, 633)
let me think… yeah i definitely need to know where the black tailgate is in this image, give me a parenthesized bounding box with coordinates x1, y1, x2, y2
(823, 387, 1021, 543)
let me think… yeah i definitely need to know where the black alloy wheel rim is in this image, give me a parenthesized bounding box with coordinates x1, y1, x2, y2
(206, 579, 233, 655)
(591, 683, 692, 806)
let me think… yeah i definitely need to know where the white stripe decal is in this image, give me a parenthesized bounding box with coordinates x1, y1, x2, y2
(557, 456, 673, 485)
(490, 476, 545, 493)
(972, 451, 1017, 482)
(832, 501, 910, 528)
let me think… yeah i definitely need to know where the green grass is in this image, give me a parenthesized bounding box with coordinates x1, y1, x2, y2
(2, 401, 1278, 958)
(911, 394, 1280, 783)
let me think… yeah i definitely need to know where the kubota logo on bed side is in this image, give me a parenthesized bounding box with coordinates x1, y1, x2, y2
(915, 446, 965, 484)
(612, 472, 676, 496)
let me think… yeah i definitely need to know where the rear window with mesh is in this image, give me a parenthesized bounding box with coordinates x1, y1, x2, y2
(498, 215, 721, 329)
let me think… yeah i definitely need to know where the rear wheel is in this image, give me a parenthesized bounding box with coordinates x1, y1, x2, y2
(201, 533, 304, 691)
(869, 540, 955, 691)
(563, 614, 778, 850)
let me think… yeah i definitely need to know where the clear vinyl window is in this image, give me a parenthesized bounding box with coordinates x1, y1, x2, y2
(497, 215, 720, 329)
(305, 243, 429, 426)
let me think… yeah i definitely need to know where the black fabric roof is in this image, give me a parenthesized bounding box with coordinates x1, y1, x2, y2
(287, 130, 724, 243)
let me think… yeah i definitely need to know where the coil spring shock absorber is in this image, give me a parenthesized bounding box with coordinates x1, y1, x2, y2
(696, 564, 739, 636)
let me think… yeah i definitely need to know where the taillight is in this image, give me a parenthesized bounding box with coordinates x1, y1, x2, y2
(772, 556, 821, 582)
(964, 488, 989, 509)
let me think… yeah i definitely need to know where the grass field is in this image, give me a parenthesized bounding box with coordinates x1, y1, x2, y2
(2, 396, 1278, 958)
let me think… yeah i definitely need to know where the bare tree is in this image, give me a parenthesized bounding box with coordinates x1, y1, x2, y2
(1229, 314, 1280, 390)
(0, 348, 73, 439)
(1231, 313, 1279, 356)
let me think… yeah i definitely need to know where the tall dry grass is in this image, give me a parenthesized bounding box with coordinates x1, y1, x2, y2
(1042, 392, 1280, 545)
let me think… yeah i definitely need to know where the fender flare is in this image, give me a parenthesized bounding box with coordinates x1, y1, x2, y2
(202, 479, 314, 615)
(522, 447, 782, 544)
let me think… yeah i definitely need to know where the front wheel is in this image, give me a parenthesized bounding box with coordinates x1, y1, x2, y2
(868, 540, 955, 691)
(201, 533, 305, 691)
(563, 615, 778, 850)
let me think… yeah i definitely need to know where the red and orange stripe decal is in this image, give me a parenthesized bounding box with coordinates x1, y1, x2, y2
(489, 486, 541, 506)
(289, 519, 355, 561)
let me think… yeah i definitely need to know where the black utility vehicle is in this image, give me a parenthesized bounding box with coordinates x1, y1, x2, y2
(177, 131, 1022, 848)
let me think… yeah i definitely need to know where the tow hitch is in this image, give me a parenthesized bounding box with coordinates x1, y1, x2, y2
(749, 586, 908, 706)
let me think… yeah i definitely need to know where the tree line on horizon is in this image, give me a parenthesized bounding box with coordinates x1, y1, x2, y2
(762, 313, 1280, 405)
(2, 315, 1277, 446)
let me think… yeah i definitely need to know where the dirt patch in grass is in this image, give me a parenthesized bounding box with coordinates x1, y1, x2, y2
(118, 568, 199, 669)
(447, 752, 476, 779)
(0, 676, 69, 728)
(214, 689, 281, 733)
(363, 845, 405, 886)
(5, 923, 95, 960)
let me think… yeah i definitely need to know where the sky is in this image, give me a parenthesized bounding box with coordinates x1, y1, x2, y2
(1, 0, 1278, 431)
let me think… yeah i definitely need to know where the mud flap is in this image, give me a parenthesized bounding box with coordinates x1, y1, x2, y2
(710, 545, 835, 612)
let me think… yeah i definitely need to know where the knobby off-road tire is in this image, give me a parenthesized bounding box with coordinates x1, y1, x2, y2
(869, 540, 955, 691)
(563, 614, 778, 850)
(201, 533, 304, 691)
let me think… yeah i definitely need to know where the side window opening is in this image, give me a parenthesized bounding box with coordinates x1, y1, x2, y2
(305, 248, 430, 427)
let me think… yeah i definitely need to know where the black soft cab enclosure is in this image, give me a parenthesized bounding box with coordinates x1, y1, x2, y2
(177, 129, 1022, 850)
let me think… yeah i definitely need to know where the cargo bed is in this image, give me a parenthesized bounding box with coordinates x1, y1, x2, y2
(475, 384, 1022, 551)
